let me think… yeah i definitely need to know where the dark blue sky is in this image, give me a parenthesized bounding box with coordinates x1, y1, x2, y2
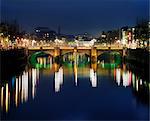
(1, 0, 149, 36)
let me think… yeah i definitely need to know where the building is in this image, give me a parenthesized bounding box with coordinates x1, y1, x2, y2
(134, 20, 149, 47)
(0, 21, 20, 42)
(120, 20, 149, 48)
(99, 30, 119, 44)
(76, 32, 93, 41)
(35, 27, 56, 41)
(121, 26, 135, 45)
(76, 38, 97, 47)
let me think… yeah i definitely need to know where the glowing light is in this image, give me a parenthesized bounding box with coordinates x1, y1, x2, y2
(101, 34, 106, 38)
(24, 72, 28, 102)
(128, 71, 132, 86)
(32, 69, 37, 99)
(114, 68, 116, 80)
(128, 32, 132, 41)
(60, 67, 63, 85)
(19, 76, 21, 93)
(55, 67, 63, 92)
(140, 79, 142, 85)
(74, 53, 78, 86)
(21, 72, 28, 102)
(6, 84, 9, 113)
(88, 57, 90, 62)
(40, 58, 43, 65)
(116, 68, 121, 86)
(5, 37, 8, 42)
(15, 78, 18, 107)
(123, 71, 129, 87)
(101, 60, 104, 68)
(90, 69, 97, 87)
(36, 30, 40, 32)
(74, 64, 78, 86)
(55, 71, 59, 92)
(74, 49, 77, 53)
(54, 63, 59, 72)
(1, 87, 4, 109)
(132, 73, 135, 88)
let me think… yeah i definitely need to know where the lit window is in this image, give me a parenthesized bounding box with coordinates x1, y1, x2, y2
(36, 30, 40, 32)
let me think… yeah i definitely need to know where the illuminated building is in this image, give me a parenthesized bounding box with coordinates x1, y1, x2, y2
(77, 38, 97, 47)
(121, 26, 137, 48)
(121, 27, 129, 45)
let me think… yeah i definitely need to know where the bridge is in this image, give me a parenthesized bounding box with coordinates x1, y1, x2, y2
(27, 44, 125, 62)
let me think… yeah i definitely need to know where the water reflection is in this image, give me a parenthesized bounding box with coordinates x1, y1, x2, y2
(74, 61, 78, 86)
(90, 69, 97, 87)
(0, 69, 40, 113)
(0, 54, 149, 119)
(114, 65, 148, 91)
(32, 56, 53, 69)
(31, 68, 40, 99)
(55, 67, 63, 92)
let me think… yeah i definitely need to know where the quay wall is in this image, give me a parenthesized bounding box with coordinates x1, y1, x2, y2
(0, 48, 27, 81)
(126, 48, 149, 65)
(125, 48, 149, 82)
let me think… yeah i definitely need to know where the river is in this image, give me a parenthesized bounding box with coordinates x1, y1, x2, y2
(0, 53, 149, 120)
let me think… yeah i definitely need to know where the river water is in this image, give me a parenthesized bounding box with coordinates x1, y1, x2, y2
(0, 54, 149, 120)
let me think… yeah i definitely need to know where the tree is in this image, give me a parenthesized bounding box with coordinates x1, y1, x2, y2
(135, 19, 149, 47)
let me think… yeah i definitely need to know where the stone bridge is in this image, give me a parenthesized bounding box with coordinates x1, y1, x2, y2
(27, 46, 125, 62)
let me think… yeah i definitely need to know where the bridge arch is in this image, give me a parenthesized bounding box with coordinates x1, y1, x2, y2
(97, 51, 122, 67)
(29, 51, 53, 69)
(61, 51, 90, 66)
(60, 50, 74, 56)
(77, 49, 91, 56)
(28, 49, 54, 57)
(97, 50, 123, 57)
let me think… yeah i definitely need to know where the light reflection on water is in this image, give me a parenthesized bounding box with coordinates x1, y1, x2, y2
(1, 68, 40, 113)
(0, 55, 149, 120)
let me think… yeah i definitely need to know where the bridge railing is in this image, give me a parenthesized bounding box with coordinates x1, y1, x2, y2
(28, 45, 123, 50)
(95, 44, 123, 49)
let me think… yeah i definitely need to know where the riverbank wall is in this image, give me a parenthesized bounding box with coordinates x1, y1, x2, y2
(125, 48, 149, 65)
(0, 48, 27, 81)
(125, 48, 149, 81)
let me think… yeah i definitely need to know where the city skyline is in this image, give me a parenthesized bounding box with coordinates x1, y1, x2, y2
(2, 0, 149, 36)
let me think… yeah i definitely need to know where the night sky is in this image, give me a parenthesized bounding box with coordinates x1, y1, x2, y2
(1, 0, 149, 36)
